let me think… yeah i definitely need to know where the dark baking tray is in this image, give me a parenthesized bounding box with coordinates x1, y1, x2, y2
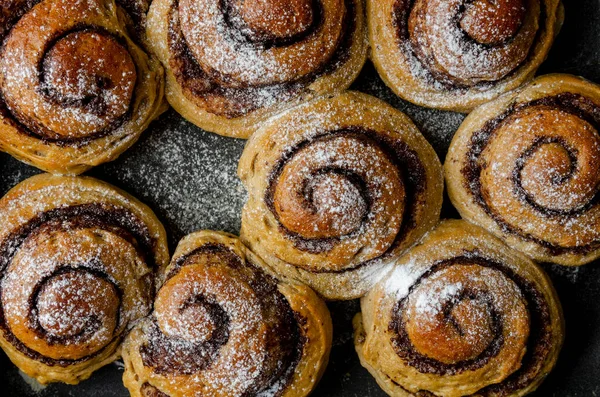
(1, 1, 599, 395)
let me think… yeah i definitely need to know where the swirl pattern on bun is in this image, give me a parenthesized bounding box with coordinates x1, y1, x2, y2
(0, 0, 166, 174)
(122, 231, 332, 397)
(239, 91, 443, 299)
(446, 74, 600, 265)
(146, 0, 367, 137)
(354, 220, 564, 396)
(0, 174, 169, 384)
(367, 0, 563, 112)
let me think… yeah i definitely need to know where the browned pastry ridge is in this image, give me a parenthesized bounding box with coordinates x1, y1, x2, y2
(0, 174, 169, 384)
(367, 0, 564, 112)
(0, 0, 166, 175)
(122, 231, 332, 397)
(446, 74, 600, 266)
(354, 220, 564, 397)
(238, 91, 443, 300)
(146, 0, 368, 138)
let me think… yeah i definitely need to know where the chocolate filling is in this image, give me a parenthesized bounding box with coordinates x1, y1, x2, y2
(140, 243, 306, 396)
(141, 383, 170, 397)
(115, 0, 150, 43)
(138, 308, 230, 376)
(0, 203, 156, 272)
(264, 128, 427, 273)
(391, 0, 547, 89)
(166, 0, 356, 118)
(0, 0, 42, 40)
(462, 93, 600, 255)
(0, 203, 157, 366)
(166, 242, 244, 280)
(389, 253, 553, 396)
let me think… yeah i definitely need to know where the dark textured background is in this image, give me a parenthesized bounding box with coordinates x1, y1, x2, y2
(1, 1, 599, 395)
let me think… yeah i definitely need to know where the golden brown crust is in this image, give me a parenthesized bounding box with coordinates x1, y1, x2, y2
(354, 220, 564, 397)
(0, 0, 166, 175)
(122, 231, 332, 397)
(367, 0, 563, 112)
(238, 91, 443, 300)
(146, 0, 367, 138)
(0, 174, 169, 384)
(446, 74, 600, 266)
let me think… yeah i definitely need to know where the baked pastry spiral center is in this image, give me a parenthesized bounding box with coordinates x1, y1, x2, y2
(408, 296, 496, 364)
(272, 133, 404, 244)
(480, 105, 600, 225)
(406, 0, 539, 86)
(404, 264, 526, 365)
(520, 142, 573, 189)
(518, 137, 599, 212)
(40, 30, 136, 139)
(393, 262, 530, 374)
(276, 170, 368, 239)
(36, 271, 119, 341)
(460, 0, 527, 45)
(232, 0, 315, 42)
(155, 279, 230, 344)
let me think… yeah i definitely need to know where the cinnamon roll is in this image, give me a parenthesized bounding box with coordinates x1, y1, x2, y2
(354, 220, 564, 396)
(0, 174, 169, 384)
(238, 91, 443, 300)
(367, 0, 564, 112)
(0, 0, 166, 175)
(146, 0, 368, 138)
(446, 74, 600, 266)
(122, 231, 332, 397)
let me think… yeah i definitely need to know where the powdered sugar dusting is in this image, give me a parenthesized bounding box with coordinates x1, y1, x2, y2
(384, 258, 425, 299)
(91, 111, 247, 246)
(0, 0, 138, 137)
(18, 371, 46, 395)
(413, 281, 463, 316)
(351, 63, 465, 156)
(273, 133, 403, 246)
